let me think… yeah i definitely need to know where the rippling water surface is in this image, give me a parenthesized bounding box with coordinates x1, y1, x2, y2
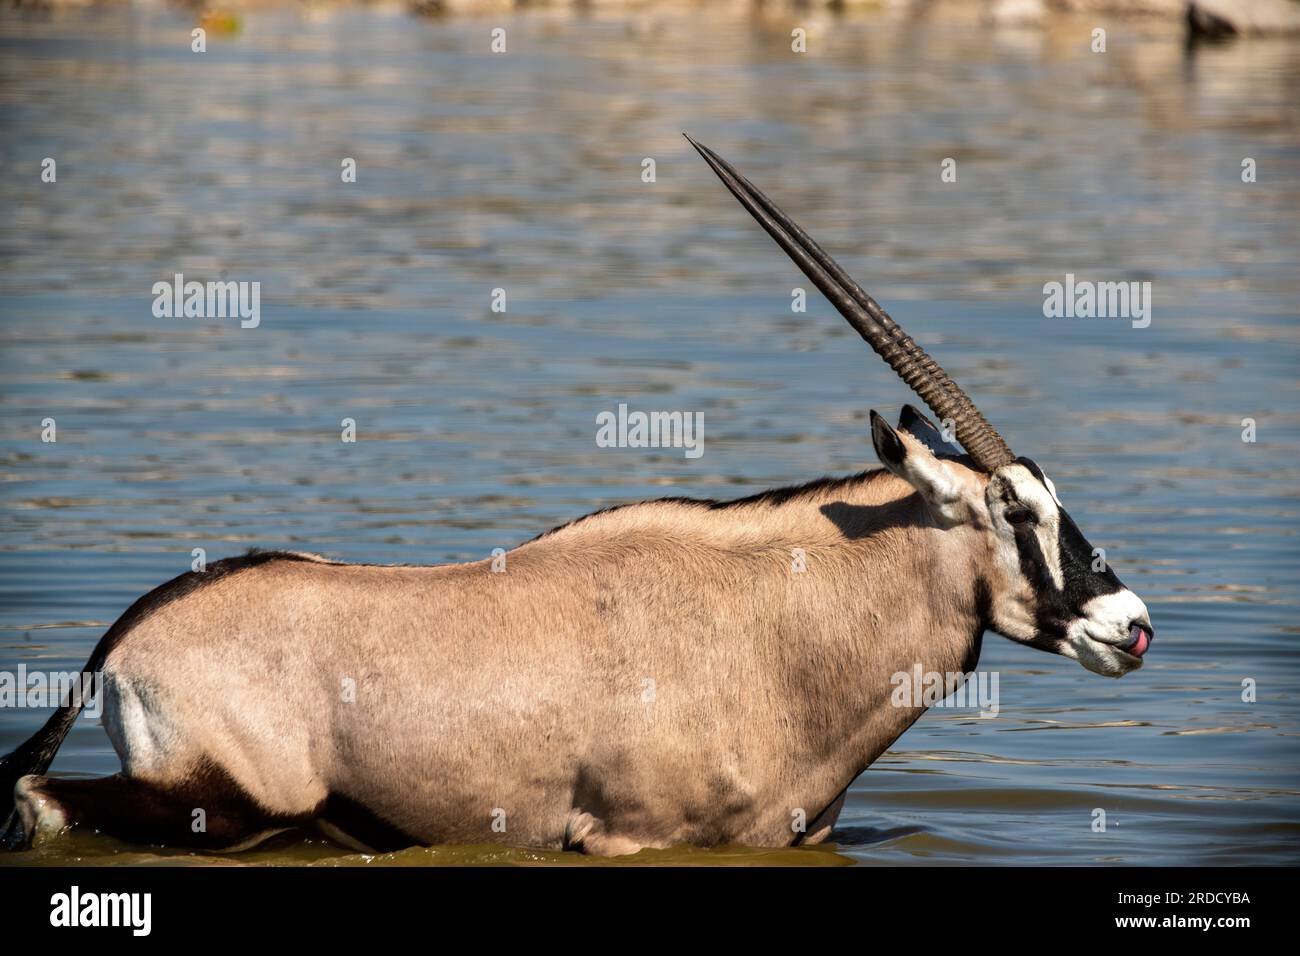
(1, 6, 1298, 866)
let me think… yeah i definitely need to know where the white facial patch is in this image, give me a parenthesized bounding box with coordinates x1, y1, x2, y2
(1072, 588, 1151, 646)
(1062, 589, 1152, 676)
(1040, 472, 1062, 507)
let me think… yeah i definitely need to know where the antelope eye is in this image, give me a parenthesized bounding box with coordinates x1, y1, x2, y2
(1005, 508, 1036, 526)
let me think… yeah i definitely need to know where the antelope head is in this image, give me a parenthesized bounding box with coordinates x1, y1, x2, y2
(688, 136, 1154, 677)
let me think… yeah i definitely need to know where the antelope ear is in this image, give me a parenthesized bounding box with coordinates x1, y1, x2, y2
(870, 410, 968, 526)
(898, 404, 962, 457)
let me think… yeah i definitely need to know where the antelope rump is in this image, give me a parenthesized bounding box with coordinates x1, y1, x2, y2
(0, 138, 1153, 856)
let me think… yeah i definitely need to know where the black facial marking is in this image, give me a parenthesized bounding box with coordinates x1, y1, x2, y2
(1007, 458, 1126, 645)
(1010, 520, 1057, 594)
(1057, 509, 1125, 601)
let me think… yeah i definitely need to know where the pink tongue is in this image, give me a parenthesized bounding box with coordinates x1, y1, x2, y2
(1127, 627, 1150, 657)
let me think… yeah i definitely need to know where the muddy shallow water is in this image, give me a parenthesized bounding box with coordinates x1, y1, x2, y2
(0, 7, 1298, 865)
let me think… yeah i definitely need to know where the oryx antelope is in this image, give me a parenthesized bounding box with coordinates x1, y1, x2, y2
(1, 138, 1153, 856)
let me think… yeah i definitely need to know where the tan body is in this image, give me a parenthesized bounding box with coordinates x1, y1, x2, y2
(98, 469, 985, 853)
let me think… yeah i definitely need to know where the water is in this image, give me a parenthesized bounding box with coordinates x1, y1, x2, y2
(1, 5, 1297, 866)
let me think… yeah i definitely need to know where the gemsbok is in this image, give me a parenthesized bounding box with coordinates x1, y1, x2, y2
(1, 137, 1153, 856)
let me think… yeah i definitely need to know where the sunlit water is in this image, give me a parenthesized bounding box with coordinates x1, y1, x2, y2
(1, 6, 1298, 866)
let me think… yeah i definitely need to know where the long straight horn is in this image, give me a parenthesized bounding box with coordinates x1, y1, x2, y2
(685, 134, 1015, 473)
